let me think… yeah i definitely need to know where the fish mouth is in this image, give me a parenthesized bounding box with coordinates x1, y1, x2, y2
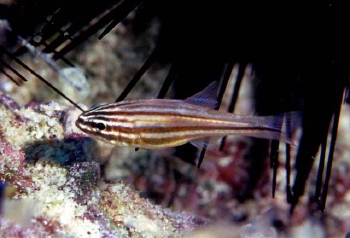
(75, 117, 89, 134)
(75, 117, 83, 129)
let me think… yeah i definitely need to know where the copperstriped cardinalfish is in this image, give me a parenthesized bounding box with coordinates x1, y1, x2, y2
(75, 82, 301, 149)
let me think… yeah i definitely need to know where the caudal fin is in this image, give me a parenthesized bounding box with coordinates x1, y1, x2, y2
(259, 111, 303, 145)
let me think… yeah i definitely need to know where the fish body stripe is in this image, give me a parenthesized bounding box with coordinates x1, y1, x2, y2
(81, 100, 264, 125)
(76, 99, 288, 149)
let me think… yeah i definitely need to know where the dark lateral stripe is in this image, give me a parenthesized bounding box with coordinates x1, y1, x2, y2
(136, 137, 188, 147)
(95, 100, 138, 110)
(97, 127, 284, 148)
(87, 102, 207, 114)
(92, 100, 180, 113)
(101, 125, 281, 139)
(93, 129, 135, 144)
(83, 110, 238, 123)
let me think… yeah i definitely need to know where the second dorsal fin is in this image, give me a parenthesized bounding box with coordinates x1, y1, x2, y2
(184, 81, 218, 109)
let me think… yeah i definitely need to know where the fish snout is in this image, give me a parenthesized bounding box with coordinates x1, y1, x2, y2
(75, 117, 83, 129)
(75, 116, 89, 133)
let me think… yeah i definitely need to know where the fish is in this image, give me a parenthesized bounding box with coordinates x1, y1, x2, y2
(75, 82, 301, 150)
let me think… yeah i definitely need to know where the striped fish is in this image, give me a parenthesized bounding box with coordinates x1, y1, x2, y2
(75, 82, 301, 149)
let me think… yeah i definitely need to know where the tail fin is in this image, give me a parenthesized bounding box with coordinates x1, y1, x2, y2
(258, 111, 303, 145)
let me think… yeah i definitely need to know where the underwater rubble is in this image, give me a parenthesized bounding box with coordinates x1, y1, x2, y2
(0, 94, 202, 237)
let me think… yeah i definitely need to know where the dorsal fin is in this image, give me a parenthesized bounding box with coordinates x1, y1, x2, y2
(184, 81, 218, 109)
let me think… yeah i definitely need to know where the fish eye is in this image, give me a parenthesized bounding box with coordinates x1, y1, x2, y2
(92, 122, 106, 131)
